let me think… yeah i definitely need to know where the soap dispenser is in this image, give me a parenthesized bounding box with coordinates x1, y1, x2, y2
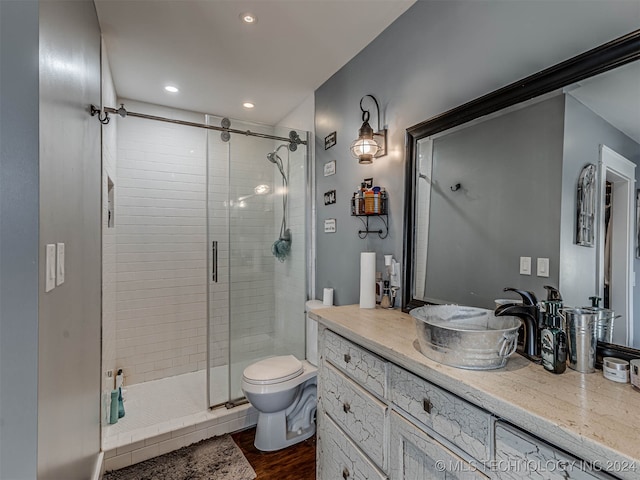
(380, 281, 391, 309)
(541, 300, 567, 374)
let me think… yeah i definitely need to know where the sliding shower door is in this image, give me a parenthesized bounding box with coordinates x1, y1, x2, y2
(206, 117, 231, 406)
(206, 117, 308, 407)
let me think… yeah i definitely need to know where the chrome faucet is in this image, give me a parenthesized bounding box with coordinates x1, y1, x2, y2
(494, 288, 542, 362)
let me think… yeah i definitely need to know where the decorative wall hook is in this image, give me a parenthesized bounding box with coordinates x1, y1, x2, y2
(90, 104, 110, 125)
(576, 164, 596, 247)
(450, 183, 461, 192)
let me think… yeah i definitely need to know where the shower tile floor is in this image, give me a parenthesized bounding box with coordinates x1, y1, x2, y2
(102, 339, 283, 470)
(103, 368, 255, 454)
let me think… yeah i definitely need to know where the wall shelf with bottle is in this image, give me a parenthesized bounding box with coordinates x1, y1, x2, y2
(351, 186, 389, 239)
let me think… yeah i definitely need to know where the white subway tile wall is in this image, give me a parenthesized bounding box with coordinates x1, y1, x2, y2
(115, 100, 208, 385)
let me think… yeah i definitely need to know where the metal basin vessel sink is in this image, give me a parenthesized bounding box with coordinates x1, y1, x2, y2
(410, 305, 521, 370)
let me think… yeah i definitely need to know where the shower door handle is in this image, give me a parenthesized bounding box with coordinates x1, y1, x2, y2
(212, 241, 218, 283)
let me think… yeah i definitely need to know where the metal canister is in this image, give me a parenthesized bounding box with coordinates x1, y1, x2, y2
(561, 308, 598, 373)
(630, 359, 640, 391)
(584, 307, 615, 343)
(584, 297, 615, 343)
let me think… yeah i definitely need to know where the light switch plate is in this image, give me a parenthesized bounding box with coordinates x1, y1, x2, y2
(56, 242, 65, 286)
(537, 257, 550, 277)
(519, 256, 531, 275)
(45, 244, 56, 292)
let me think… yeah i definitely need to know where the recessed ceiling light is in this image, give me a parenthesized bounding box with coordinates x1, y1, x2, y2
(243, 102, 255, 109)
(240, 13, 257, 24)
(164, 85, 179, 93)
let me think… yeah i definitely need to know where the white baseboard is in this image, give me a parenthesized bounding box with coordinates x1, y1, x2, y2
(92, 451, 104, 480)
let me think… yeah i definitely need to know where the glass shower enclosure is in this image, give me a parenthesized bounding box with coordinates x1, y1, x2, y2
(206, 116, 308, 407)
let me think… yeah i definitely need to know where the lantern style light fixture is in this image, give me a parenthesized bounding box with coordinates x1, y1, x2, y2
(350, 94, 387, 164)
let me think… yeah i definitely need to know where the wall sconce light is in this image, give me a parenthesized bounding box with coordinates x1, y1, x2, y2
(350, 94, 387, 164)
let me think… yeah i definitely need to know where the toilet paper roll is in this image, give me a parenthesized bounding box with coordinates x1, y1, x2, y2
(360, 252, 376, 309)
(323, 288, 334, 306)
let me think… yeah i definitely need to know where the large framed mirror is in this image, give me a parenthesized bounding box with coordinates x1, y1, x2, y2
(403, 29, 640, 358)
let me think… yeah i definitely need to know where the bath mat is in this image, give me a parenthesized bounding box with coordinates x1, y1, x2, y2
(104, 434, 257, 480)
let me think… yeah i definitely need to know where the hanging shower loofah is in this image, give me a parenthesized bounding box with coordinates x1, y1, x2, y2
(272, 229, 291, 262)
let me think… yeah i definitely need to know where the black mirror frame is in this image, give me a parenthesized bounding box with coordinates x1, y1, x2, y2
(402, 29, 640, 362)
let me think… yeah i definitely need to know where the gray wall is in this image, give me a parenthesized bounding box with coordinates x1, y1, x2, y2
(0, 1, 40, 478)
(314, 0, 640, 305)
(560, 94, 640, 344)
(423, 96, 565, 309)
(0, 2, 101, 478)
(37, 1, 102, 478)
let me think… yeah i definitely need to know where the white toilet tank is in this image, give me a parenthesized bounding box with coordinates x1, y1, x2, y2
(305, 300, 329, 366)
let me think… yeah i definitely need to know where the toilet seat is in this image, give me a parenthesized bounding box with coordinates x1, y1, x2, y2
(243, 355, 303, 385)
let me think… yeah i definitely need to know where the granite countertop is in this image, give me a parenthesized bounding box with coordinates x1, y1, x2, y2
(311, 305, 640, 480)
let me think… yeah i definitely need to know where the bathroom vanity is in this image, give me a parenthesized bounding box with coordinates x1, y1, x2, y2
(312, 306, 640, 480)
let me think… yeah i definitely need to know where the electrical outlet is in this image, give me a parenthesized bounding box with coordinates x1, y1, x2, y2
(519, 256, 531, 275)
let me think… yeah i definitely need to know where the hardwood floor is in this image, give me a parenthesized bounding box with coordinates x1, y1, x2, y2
(231, 428, 316, 480)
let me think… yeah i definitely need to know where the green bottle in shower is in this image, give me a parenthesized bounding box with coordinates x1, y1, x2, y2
(116, 369, 125, 418)
(109, 390, 119, 424)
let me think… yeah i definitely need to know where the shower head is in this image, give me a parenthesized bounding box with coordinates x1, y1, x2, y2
(266, 144, 289, 164)
(266, 151, 280, 164)
(266, 144, 291, 262)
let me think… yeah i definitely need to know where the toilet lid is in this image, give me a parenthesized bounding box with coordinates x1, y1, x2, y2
(243, 355, 303, 385)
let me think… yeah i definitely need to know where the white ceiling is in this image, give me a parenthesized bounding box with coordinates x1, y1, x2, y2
(570, 61, 640, 145)
(94, 0, 415, 125)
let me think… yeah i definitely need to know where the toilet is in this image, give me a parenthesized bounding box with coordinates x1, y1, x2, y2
(241, 300, 327, 451)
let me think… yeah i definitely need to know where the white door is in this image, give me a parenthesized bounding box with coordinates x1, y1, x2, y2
(598, 145, 635, 346)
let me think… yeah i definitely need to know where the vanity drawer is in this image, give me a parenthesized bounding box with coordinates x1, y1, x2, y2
(318, 413, 387, 480)
(494, 422, 617, 480)
(323, 330, 387, 397)
(389, 364, 491, 461)
(390, 411, 488, 480)
(321, 363, 388, 471)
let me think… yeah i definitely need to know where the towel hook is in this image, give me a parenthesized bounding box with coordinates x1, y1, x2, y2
(90, 104, 110, 125)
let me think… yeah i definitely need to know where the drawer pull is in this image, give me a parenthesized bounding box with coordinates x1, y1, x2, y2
(342, 467, 350, 479)
(423, 398, 432, 414)
(343, 402, 351, 413)
(344, 353, 351, 363)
